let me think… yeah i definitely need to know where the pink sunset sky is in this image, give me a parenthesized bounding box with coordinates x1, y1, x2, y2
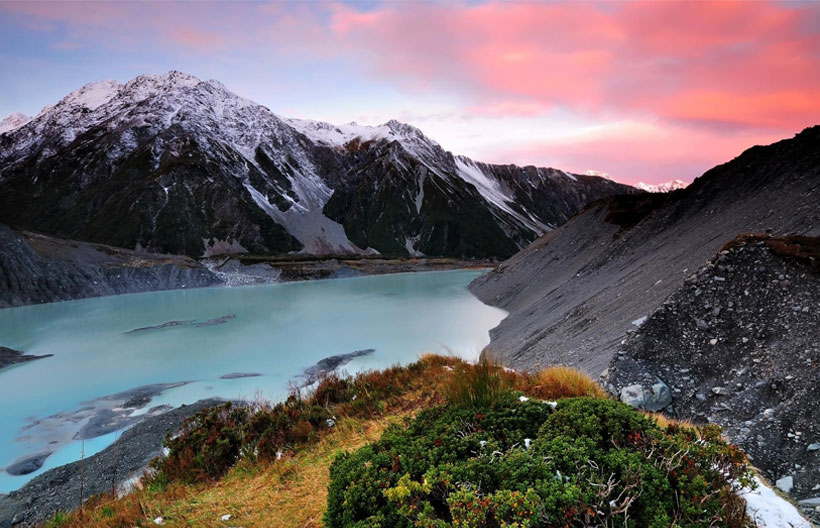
(1, 0, 819, 185)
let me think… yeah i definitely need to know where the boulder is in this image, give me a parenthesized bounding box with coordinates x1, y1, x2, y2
(619, 378, 672, 412)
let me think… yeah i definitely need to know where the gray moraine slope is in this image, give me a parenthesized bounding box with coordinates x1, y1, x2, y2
(0, 223, 220, 308)
(470, 126, 820, 375)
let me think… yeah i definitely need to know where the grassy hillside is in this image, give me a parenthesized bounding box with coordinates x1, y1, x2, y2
(43, 356, 752, 528)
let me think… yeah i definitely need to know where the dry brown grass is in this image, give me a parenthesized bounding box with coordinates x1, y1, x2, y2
(642, 411, 701, 437)
(51, 416, 404, 528)
(517, 366, 608, 400)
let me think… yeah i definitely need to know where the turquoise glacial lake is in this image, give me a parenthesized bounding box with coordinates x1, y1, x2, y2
(0, 270, 505, 492)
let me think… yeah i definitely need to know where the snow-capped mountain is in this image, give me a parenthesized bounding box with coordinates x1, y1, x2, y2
(0, 113, 31, 134)
(635, 180, 687, 193)
(0, 71, 636, 258)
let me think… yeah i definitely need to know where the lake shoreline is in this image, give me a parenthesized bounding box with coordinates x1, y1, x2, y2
(2, 224, 496, 309)
(0, 270, 505, 497)
(0, 399, 225, 528)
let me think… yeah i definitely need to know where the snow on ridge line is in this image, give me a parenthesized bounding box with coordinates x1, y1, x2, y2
(0, 113, 32, 134)
(57, 79, 123, 111)
(635, 180, 687, 193)
(454, 156, 548, 234)
(285, 117, 434, 149)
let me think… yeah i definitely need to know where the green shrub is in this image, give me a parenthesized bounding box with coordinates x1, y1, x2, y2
(324, 397, 752, 528)
(44, 511, 70, 528)
(155, 397, 335, 482)
(156, 402, 250, 482)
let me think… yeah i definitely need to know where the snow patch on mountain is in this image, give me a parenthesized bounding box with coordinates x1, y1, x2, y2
(415, 168, 427, 214)
(0, 113, 32, 134)
(561, 170, 578, 182)
(455, 156, 547, 233)
(59, 79, 122, 111)
(404, 235, 425, 257)
(585, 170, 612, 179)
(635, 180, 687, 193)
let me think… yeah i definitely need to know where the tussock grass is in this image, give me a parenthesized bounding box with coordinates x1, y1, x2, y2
(519, 365, 608, 400)
(642, 411, 702, 437)
(51, 416, 401, 528)
(443, 357, 516, 407)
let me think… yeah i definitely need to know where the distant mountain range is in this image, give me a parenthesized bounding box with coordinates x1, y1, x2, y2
(635, 179, 687, 193)
(0, 71, 635, 259)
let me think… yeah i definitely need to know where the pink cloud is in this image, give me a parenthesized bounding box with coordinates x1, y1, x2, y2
(320, 1, 820, 181)
(326, 1, 820, 130)
(483, 122, 783, 185)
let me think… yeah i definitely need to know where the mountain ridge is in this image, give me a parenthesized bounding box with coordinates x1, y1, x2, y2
(0, 71, 635, 259)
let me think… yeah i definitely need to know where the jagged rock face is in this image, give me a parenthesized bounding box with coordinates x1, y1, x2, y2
(605, 236, 820, 513)
(0, 71, 635, 258)
(324, 143, 524, 258)
(470, 126, 820, 374)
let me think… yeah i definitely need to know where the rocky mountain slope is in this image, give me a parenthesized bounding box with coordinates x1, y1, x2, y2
(0, 224, 219, 308)
(0, 223, 492, 308)
(604, 234, 820, 522)
(0, 71, 633, 260)
(470, 126, 820, 375)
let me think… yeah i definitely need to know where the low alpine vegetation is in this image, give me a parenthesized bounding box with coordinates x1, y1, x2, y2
(151, 356, 607, 486)
(45, 356, 754, 528)
(325, 396, 753, 528)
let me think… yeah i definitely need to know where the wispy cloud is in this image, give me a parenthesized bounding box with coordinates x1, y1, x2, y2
(1, 0, 818, 184)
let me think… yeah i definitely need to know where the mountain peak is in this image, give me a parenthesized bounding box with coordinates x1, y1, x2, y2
(121, 71, 202, 97)
(635, 180, 687, 193)
(56, 79, 122, 112)
(0, 113, 32, 134)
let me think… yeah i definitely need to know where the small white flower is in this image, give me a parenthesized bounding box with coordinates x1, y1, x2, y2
(276, 450, 283, 460)
(154, 517, 165, 525)
(524, 438, 531, 449)
(479, 440, 487, 448)
(545, 401, 558, 408)
(518, 396, 530, 402)
(221, 514, 232, 522)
